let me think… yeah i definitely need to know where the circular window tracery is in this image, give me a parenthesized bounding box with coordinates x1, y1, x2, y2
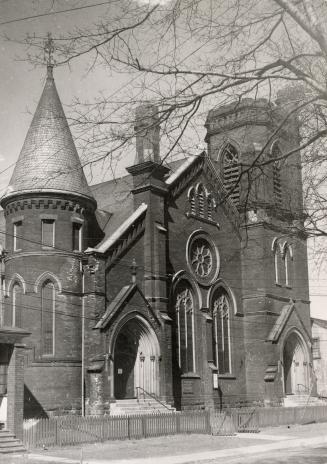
(190, 238, 213, 277)
(186, 231, 219, 285)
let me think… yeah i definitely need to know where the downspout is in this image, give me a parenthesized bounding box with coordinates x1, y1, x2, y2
(81, 259, 85, 417)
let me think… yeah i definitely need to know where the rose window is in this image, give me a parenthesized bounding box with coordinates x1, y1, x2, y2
(187, 232, 220, 285)
(191, 239, 213, 277)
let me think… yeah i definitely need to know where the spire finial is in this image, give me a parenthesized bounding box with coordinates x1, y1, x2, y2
(44, 32, 55, 77)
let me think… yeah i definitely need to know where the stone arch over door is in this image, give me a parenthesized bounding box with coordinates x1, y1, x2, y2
(112, 315, 160, 400)
(282, 330, 310, 395)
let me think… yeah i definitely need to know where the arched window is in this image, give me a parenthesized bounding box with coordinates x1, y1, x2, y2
(41, 281, 56, 356)
(212, 288, 231, 374)
(221, 143, 240, 206)
(272, 238, 281, 284)
(174, 282, 195, 373)
(197, 184, 206, 217)
(283, 243, 293, 287)
(207, 194, 213, 221)
(270, 143, 282, 207)
(12, 283, 23, 327)
(188, 187, 196, 215)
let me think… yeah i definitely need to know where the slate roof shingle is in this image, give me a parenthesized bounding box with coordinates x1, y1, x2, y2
(4, 67, 94, 202)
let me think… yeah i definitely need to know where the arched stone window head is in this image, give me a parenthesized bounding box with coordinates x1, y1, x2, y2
(174, 283, 195, 374)
(212, 289, 231, 374)
(220, 143, 240, 206)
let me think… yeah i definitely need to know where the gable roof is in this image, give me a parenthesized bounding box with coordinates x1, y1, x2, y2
(95, 283, 159, 330)
(311, 317, 327, 329)
(267, 302, 310, 342)
(86, 202, 147, 254)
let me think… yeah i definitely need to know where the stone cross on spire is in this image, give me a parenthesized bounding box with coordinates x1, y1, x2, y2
(44, 32, 55, 77)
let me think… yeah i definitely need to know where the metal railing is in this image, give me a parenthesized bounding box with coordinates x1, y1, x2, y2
(296, 383, 310, 394)
(135, 387, 172, 411)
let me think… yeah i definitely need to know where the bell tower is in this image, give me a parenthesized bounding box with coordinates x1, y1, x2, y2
(205, 98, 312, 405)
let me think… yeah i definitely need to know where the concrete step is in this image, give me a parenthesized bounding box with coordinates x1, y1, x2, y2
(111, 398, 176, 416)
(0, 430, 26, 454)
(0, 446, 26, 454)
(284, 395, 327, 407)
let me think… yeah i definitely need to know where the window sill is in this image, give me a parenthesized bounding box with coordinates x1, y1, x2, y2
(42, 246, 55, 250)
(217, 374, 236, 380)
(185, 213, 220, 228)
(181, 372, 201, 379)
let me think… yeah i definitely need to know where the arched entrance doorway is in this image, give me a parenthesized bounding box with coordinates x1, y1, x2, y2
(283, 331, 310, 395)
(113, 316, 160, 399)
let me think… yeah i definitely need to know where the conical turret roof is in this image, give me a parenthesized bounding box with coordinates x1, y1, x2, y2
(4, 66, 94, 203)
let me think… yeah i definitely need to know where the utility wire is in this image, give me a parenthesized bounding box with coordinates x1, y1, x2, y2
(0, 1, 113, 27)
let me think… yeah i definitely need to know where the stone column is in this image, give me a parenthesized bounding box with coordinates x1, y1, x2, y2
(7, 344, 25, 439)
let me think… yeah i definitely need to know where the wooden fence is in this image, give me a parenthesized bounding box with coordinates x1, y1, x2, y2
(256, 405, 327, 428)
(23, 411, 213, 448)
(23, 409, 261, 449)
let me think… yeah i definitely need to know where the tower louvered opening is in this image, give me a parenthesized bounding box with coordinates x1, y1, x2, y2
(222, 144, 240, 206)
(271, 143, 282, 207)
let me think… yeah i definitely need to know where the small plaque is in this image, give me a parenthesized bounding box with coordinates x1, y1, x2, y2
(182, 379, 193, 394)
(117, 368, 123, 375)
(213, 373, 218, 389)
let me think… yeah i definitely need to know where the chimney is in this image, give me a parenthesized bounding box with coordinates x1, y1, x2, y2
(134, 103, 160, 164)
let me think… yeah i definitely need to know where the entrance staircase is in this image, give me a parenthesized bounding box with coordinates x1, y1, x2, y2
(110, 398, 176, 416)
(0, 430, 26, 454)
(284, 394, 327, 407)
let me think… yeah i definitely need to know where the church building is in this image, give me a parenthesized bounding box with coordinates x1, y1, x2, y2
(0, 61, 315, 424)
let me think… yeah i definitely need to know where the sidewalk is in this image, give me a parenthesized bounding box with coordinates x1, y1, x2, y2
(4, 422, 327, 464)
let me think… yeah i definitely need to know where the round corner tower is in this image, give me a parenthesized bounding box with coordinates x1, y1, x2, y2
(0, 65, 98, 417)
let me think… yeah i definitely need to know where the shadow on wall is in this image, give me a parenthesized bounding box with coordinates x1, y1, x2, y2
(24, 385, 47, 419)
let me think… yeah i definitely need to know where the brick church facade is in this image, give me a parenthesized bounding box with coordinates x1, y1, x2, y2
(0, 64, 315, 423)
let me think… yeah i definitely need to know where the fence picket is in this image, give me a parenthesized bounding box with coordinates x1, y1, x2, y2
(24, 406, 295, 449)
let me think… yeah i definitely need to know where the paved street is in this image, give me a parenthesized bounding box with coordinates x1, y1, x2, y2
(221, 445, 327, 464)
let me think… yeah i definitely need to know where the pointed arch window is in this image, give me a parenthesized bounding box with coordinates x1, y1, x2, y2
(188, 187, 196, 215)
(12, 283, 23, 327)
(41, 281, 56, 356)
(272, 238, 281, 285)
(187, 184, 217, 223)
(270, 143, 282, 207)
(197, 184, 206, 217)
(212, 289, 231, 374)
(283, 243, 293, 288)
(174, 283, 195, 373)
(221, 143, 240, 206)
